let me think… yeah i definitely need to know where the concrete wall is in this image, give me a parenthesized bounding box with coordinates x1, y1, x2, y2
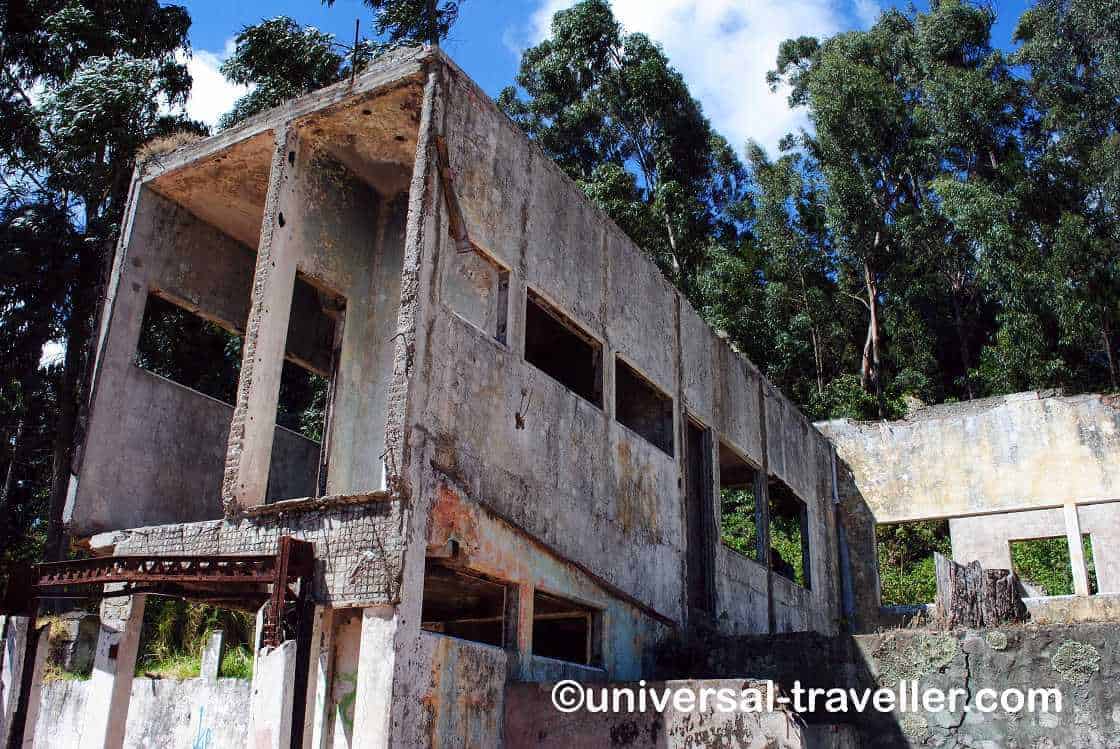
(820, 391, 1120, 630)
(396, 56, 840, 652)
(821, 392, 1120, 522)
(72, 189, 320, 534)
(950, 502, 1120, 593)
(32, 677, 250, 749)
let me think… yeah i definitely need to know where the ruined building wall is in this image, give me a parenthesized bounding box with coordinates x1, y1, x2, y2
(819, 391, 1120, 631)
(393, 58, 841, 653)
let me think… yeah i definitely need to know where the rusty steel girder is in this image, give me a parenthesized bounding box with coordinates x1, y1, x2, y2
(2, 536, 314, 648)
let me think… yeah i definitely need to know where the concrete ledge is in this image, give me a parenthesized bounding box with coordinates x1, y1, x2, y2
(240, 491, 393, 518)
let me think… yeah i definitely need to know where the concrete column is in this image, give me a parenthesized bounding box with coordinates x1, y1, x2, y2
(1064, 502, 1091, 596)
(19, 625, 50, 749)
(200, 630, 225, 682)
(224, 126, 301, 511)
(83, 593, 146, 749)
(1, 615, 28, 746)
(247, 640, 298, 749)
(350, 606, 399, 749)
(303, 607, 333, 749)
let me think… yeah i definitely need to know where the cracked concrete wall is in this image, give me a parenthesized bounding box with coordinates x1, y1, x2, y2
(852, 624, 1120, 747)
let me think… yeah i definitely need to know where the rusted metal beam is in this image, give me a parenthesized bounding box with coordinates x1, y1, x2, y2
(1, 537, 316, 649)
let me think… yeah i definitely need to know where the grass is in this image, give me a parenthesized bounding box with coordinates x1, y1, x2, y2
(136, 644, 254, 680)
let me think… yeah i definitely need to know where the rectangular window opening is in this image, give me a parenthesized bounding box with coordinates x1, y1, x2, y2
(719, 442, 761, 562)
(685, 419, 715, 614)
(524, 290, 602, 406)
(135, 293, 243, 405)
(768, 478, 811, 589)
(615, 358, 674, 455)
(1010, 535, 1098, 597)
(875, 519, 951, 605)
(532, 590, 599, 666)
(268, 273, 345, 501)
(420, 562, 511, 648)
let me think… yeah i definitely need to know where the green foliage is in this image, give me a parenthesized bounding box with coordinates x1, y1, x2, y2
(136, 599, 255, 678)
(135, 296, 243, 405)
(719, 487, 758, 559)
(876, 521, 951, 605)
(498, 0, 747, 304)
(1010, 535, 1098, 596)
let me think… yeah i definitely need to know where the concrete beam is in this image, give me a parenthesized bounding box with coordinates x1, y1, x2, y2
(200, 630, 225, 683)
(83, 593, 146, 749)
(247, 640, 298, 749)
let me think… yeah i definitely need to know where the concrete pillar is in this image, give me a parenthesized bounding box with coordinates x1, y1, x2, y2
(1, 615, 28, 746)
(350, 606, 399, 749)
(1064, 502, 1091, 596)
(224, 126, 301, 511)
(83, 593, 146, 749)
(247, 640, 298, 749)
(200, 630, 225, 682)
(303, 607, 333, 749)
(19, 625, 50, 749)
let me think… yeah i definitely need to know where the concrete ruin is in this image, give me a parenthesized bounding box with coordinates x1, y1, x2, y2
(1, 47, 1118, 748)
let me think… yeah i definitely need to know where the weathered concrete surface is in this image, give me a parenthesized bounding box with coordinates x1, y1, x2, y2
(32, 677, 251, 749)
(950, 502, 1120, 593)
(84, 593, 146, 749)
(111, 497, 404, 605)
(394, 632, 507, 749)
(820, 392, 1120, 523)
(504, 679, 808, 748)
(403, 57, 840, 639)
(72, 190, 320, 535)
(248, 640, 297, 749)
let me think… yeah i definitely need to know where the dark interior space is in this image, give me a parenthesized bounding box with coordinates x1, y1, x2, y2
(135, 293, 242, 404)
(685, 419, 715, 613)
(420, 562, 509, 648)
(524, 290, 602, 406)
(614, 358, 674, 455)
(532, 590, 596, 665)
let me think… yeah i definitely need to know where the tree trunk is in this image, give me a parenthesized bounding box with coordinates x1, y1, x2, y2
(951, 291, 974, 399)
(934, 553, 1027, 628)
(860, 256, 884, 416)
(1102, 313, 1116, 390)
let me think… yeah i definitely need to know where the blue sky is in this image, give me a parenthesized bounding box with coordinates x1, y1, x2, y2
(176, 0, 1032, 154)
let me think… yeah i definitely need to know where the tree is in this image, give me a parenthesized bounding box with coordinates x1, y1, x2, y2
(770, 15, 925, 414)
(219, 17, 369, 129)
(1, 0, 201, 562)
(1012, 0, 1120, 390)
(321, 0, 463, 47)
(497, 0, 747, 303)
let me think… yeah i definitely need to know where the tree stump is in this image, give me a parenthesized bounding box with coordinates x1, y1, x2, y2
(934, 553, 1027, 628)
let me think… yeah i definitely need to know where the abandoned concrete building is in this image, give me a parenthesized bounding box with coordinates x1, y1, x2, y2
(2, 46, 1119, 749)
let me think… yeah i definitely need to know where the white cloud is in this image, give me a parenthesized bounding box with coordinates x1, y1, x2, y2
(177, 39, 251, 129)
(519, 0, 874, 155)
